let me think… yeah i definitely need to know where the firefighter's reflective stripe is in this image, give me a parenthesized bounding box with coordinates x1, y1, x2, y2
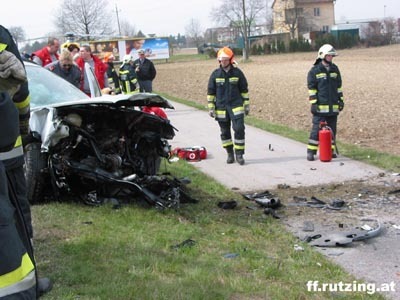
(234, 144, 245, 151)
(229, 77, 239, 84)
(232, 106, 244, 116)
(222, 139, 233, 148)
(207, 95, 215, 109)
(308, 88, 317, 103)
(215, 109, 226, 120)
(0, 136, 23, 161)
(0, 43, 6, 51)
(0, 254, 36, 297)
(318, 104, 339, 113)
(215, 78, 224, 84)
(307, 138, 319, 151)
(14, 95, 30, 115)
(241, 90, 250, 107)
(234, 137, 245, 151)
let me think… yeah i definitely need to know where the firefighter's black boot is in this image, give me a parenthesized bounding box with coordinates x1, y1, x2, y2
(226, 147, 234, 164)
(307, 151, 315, 161)
(37, 277, 53, 297)
(235, 153, 245, 165)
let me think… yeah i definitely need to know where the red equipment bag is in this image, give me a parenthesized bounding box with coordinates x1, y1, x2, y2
(173, 146, 207, 162)
(319, 121, 332, 162)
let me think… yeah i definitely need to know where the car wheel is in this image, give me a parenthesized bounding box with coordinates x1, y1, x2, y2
(24, 143, 47, 204)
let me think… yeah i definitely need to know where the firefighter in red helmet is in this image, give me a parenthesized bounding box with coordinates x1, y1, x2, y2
(307, 44, 344, 161)
(207, 47, 249, 165)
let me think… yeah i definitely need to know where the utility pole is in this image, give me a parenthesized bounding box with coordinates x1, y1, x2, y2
(115, 3, 122, 36)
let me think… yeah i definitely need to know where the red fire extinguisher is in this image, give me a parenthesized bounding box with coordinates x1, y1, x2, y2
(319, 121, 332, 162)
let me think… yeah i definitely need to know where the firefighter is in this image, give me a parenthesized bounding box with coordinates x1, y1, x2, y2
(0, 24, 52, 297)
(103, 53, 121, 94)
(207, 47, 249, 165)
(0, 91, 37, 299)
(306, 44, 344, 161)
(119, 54, 139, 95)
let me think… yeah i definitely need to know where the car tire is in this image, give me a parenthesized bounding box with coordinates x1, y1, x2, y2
(24, 142, 47, 204)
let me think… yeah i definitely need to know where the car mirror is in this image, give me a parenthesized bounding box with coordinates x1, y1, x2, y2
(84, 62, 102, 98)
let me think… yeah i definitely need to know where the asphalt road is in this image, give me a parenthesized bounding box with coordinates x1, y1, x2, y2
(167, 101, 382, 192)
(166, 101, 399, 300)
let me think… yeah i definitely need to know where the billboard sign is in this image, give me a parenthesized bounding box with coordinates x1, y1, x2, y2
(90, 37, 170, 61)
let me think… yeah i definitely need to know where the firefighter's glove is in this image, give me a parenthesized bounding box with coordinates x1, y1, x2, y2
(0, 50, 26, 97)
(244, 104, 250, 116)
(311, 104, 318, 114)
(338, 101, 344, 111)
(0, 50, 27, 83)
(209, 108, 215, 118)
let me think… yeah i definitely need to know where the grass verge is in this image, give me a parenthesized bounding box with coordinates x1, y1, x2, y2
(34, 159, 386, 299)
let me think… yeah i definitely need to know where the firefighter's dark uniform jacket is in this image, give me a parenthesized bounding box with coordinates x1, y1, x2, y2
(119, 63, 139, 95)
(0, 26, 33, 239)
(0, 26, 30, 168)
(207, 66, 249, 121)
(0, 92, 36, 299)
(307, 60, 344, 116)
(106, 62, 121, 94)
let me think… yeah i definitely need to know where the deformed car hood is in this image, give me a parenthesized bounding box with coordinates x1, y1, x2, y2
(31, 93, 175, 111)
(30, 93, 176, 152)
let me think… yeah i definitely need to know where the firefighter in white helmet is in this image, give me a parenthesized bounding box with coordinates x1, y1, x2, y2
(119, 54, 139, 94)
(306, 44, 345, 161)
(207, 47, 249, 165)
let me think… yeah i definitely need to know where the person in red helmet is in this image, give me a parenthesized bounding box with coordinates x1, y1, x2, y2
(207, 47, 249, 165)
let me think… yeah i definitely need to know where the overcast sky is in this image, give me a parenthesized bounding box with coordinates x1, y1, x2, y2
(2, 0, 400, 40)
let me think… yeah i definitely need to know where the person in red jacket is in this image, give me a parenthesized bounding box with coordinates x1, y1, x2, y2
(31, 37, 60, 66)
(75, 44, 109, 96)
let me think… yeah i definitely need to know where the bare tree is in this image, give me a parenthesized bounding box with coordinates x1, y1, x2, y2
(383, 17, 397, 43)
(265, 1, 274, 34)
(185, 18, 204, 48)
(284, 6, 304, 39)
(211, 0, 266, 60)
(119, 20, 137, 38)
(8, 26, 26, 47)
(54, 0, 115, 40)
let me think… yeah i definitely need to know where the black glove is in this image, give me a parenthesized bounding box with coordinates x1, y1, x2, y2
(338, 101, 344, 111)
(209, 108, 215, 118)
(244, 104, 250, 116)
(311, 104, 318, 114)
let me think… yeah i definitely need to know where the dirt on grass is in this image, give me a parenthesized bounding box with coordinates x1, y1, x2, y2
(154, 44, 400, 157)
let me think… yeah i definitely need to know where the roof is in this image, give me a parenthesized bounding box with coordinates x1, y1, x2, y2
(272, 0, 333, 8)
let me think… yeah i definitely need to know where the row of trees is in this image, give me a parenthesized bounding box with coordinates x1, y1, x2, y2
(12, 0, 273, 61)
(10, 0, 399, 59)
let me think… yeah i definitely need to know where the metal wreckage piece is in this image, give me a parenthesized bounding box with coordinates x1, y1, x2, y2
(305, 221, 383, 247)
(242, 190, 282, 209)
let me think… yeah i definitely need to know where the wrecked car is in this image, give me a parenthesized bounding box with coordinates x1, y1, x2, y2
(23, 61, 191, 209)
